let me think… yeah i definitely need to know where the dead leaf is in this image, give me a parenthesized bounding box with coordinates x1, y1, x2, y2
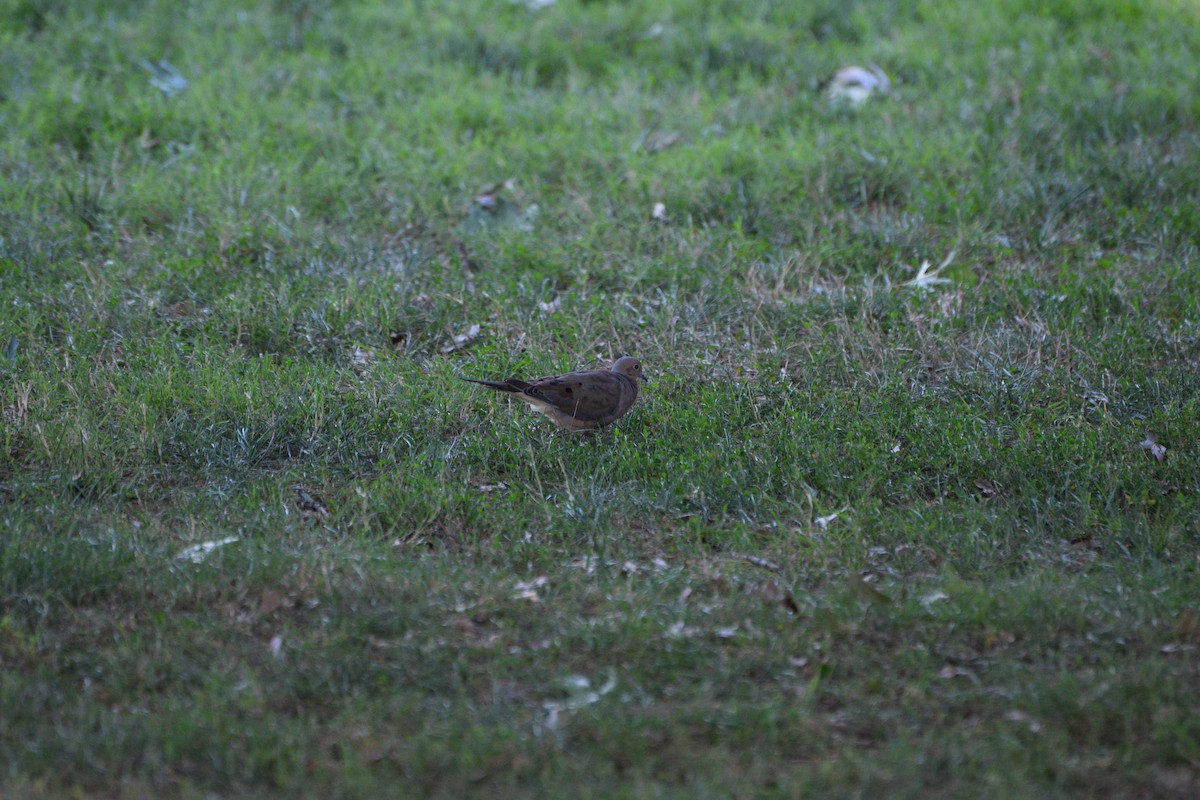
(176, 537, 240, 563)
(732, 553, 780, 571)
(1084, 390, 1108, 412)
(1139, 436, 1166, 462)
(974, 480, 997, 498)
(762, 580, 800, 614)
(515, 576, 549, 591)
(815, 512, 840, 529)
(514, 575, 548, 601)
(938, 664, 977, 681)
(827, 64, 889, 106)
(141, 59, 189, 96)
(351, 346, 377, 367)
(442, 323, 481, 353)
(295, 487, 330, 517)
(388, 329, 412, 354)
(538, 671, 615, 734)
(666, 620, 689, 638)
(466, 181, 538, 233)
(640, 131, 681, 153)
(850, 573, 892, 605)
(473, 180, 511, 210)
(907, 250, 956, 289)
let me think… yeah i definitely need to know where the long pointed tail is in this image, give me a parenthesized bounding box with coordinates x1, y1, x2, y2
(462, 377, 523, 393)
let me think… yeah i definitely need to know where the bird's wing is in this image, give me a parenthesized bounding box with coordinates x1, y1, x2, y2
(521, 371, 634, 422)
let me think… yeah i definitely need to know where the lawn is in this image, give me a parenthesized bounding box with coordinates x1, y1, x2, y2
(2, 0, 1199, 797)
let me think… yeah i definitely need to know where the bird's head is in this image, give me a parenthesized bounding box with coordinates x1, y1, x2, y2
(612, 356, 648, 384)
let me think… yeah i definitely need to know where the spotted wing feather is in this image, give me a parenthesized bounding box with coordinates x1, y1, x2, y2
(522, 374, 632, 423)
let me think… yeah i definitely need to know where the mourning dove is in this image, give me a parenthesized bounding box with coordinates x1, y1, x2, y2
(464, 357, 648, 431)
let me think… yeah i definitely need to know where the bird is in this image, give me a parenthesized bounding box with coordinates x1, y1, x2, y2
(464, 357, 648, 431)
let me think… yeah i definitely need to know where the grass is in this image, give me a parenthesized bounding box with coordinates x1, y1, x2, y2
(2, 0, 1200, 796)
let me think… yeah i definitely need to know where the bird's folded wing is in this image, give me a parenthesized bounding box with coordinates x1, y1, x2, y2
(522, 374, 631, 421)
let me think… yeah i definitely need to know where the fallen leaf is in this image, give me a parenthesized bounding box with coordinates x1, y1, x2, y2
(516, 575, 552, 594)
(465, 181, 538, 233)
(351, 346, 377, 367)
(761, 580, 801, 614)
(638, 130, 681, 153)
(850, 574, 891, 605)
(732, 553, 780, 571)
(442, 323, 481, 353)
(827, 64, 889, 107)
(815, 512, 840, 529)
(938, 664, 977, 681)
(920, 589, 949, 609)
(295, 487, 330, 517)
(538, 670, 615, 734)
(974, 480, 997, 498)
(473, 180, 511, 210)
(140, 59, 189, 96)
(908, 250, 956, 289)
(176, 537, 240, 563)
(1139, 436, 1166, 462)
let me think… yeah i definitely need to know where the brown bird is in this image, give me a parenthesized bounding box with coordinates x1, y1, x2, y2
(464, 357, 648, 431)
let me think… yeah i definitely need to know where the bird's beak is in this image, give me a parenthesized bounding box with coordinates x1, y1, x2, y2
(640, 373, 649, 384)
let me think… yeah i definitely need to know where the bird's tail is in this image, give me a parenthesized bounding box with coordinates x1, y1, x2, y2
(462, 377, 528, 393)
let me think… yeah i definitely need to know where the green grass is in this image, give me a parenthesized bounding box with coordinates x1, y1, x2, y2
(3, 0, 1200, 796)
